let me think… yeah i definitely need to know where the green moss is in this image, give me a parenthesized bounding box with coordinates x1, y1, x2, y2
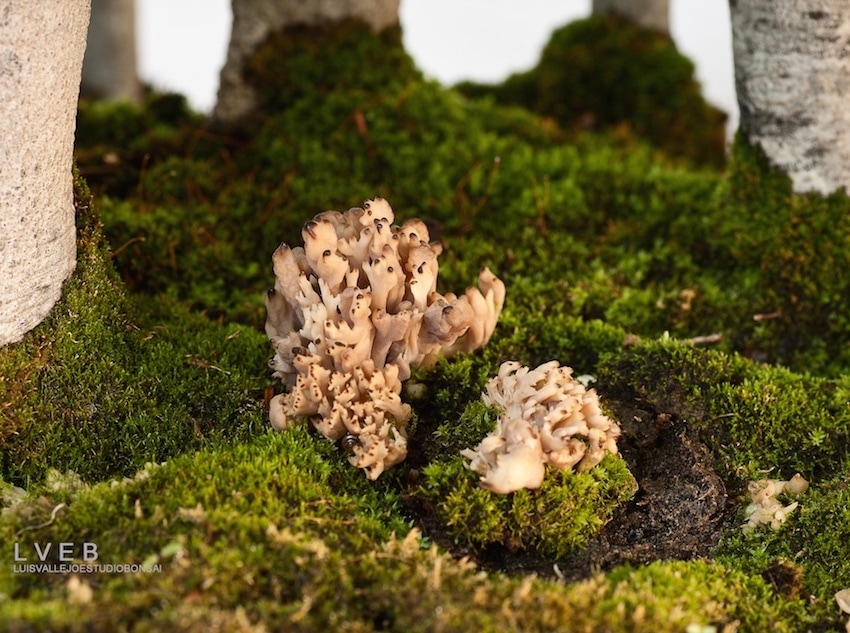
(717, 463, 850, 605)
(246, 20, 421, 122)
(75, 92, 202, 197)
(572, 560, 827, 632)
(0, 428, 408, 630)
(597, 338, 850, 481)
(0, 172, 268, 486)
(0, 438, 822, 631)
(420, 452, 636, 558)
(457, 15, 727, 168)
(708, 136, 850, 375)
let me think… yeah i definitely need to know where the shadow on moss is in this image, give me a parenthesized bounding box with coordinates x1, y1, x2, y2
(75, 91, 204, 198)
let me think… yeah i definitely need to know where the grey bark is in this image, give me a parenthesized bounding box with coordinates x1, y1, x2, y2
(592, 0, 669, 35)
(730, 0, 850, 194)
(212, 0, 400, 128)
(81, 0, 141, 102)
(0, 0, 90, 346)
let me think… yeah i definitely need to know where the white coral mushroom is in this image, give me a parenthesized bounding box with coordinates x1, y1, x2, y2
(265, 198, 506, 479)
(462, 360, 622, 494)
(742, 473, 809, 531)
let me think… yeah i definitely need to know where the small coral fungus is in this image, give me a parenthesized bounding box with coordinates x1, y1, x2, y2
(265, 198, 505, 479)
(742, 473, 809, 532)
(462, 360, 621, 494)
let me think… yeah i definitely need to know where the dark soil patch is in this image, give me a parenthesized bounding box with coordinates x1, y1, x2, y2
(547, 406, 732, 581)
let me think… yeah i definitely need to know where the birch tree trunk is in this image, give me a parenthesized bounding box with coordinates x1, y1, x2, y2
(0, 0, 90, 346)
(212, 0, 399, 129)
(730, 0, 850, 194)
(592, 0, 669, 35)
(81, 0, 141, 102)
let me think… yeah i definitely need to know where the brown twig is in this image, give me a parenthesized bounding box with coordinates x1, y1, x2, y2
(110, 236, 146, 259)
(687, 332, 723, 345)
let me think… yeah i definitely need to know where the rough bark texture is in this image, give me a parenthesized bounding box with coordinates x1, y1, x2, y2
(0, 0, 90, 346)
(731, 0, 850, 194)
(81, 0, 141, 102)
(212, 0, 400, 129)
(592, 0, 669, 35)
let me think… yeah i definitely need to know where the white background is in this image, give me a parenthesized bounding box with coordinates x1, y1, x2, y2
(136, 0, 737, 133)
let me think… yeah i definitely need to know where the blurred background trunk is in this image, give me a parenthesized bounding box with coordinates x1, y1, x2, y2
(81, 0, 141, 102)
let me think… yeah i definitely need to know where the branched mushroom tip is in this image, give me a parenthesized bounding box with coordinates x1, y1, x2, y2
(264, 198, 505, 479)
(462, 360, 622, 494)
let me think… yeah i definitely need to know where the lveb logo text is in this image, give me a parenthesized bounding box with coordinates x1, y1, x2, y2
(13, 542, 98, 562)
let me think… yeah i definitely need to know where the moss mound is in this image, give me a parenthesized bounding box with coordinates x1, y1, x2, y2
(0, 173, 267, 485)
(247, 20, 421, 119)
(420, 450, 636, 558)
(457, 15, 727, 168)
(598, 336, 850, 483)
(417, 387, 637, 559)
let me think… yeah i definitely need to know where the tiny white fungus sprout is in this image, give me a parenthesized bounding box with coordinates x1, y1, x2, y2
(742, 473, 809, 532)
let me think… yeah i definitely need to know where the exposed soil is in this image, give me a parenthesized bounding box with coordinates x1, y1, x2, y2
(550, 405, 731, 581)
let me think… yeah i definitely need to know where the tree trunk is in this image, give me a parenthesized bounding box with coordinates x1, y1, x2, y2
(0, 1, 90, 346)
(211, 0, 400, 129)
(81, 0, 141, 102)
(592, 0, 669, 35)
(730, 0, 850, 194)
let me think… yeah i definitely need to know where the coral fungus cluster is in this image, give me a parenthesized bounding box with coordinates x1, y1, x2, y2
(742, 473, 809, 531)
(462, 360, 621, 494)
(265, 198, 505, 479)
